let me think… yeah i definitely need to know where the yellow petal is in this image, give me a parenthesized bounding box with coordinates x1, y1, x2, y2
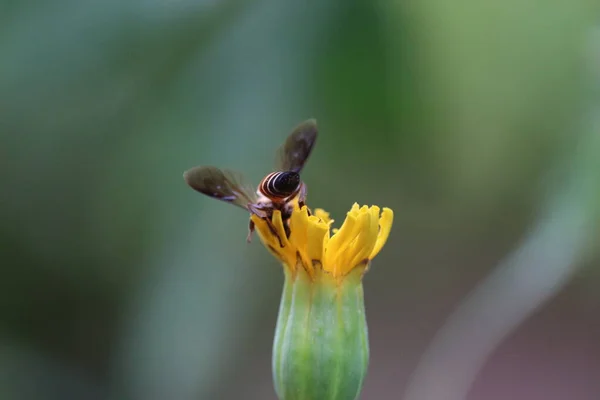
(347, 206, 380, 268)
(314, 208, 333, 225)
(251, 201, 393, 280)
(324, 213, 359, 275)
(272, 211, 291, 249)
(306, 214, 329, 261)
(252, 215, 277, 248)
(251, 215, 286, 261)
(289, 206, 309, 249)
(288, 206, 313, 272)
(369, 207, 394, 260)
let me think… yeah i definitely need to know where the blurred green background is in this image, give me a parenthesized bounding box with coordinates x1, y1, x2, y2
(1, 1, 599, 399)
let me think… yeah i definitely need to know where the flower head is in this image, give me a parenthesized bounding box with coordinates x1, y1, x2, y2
(251, 203, 393, 280)
(258, 202, 393, 400)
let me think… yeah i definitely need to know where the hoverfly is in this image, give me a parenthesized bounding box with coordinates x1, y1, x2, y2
(183, 119, 318, 244)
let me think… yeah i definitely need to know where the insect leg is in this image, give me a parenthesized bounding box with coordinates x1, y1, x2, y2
(247, 218, 255, 243)
(297, 182, 312, 216)
(265, 217, 285, 247)
(298, 182, 307, 203)
(247, 203, 285, 247)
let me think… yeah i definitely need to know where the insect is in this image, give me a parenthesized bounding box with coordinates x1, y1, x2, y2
(183, 119, 318, 244)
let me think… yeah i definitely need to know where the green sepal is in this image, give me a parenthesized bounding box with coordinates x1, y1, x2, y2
(272, 265, 369, 400)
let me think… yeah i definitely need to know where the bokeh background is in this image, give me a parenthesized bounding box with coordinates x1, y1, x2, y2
(1, 1, 600, 399)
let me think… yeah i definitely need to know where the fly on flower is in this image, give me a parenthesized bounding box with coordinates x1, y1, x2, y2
(184, 119, 394, 400)
(183, 119, 318, 243)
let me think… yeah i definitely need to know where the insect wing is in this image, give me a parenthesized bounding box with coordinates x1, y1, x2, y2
(276, 119, 318, 173)
(183, 166, 257, 210)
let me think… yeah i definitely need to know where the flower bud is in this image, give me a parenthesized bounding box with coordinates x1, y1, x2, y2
(272, 267, 369, 400)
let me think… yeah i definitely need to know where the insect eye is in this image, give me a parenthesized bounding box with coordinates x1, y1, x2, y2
(274, 171, 300, 195)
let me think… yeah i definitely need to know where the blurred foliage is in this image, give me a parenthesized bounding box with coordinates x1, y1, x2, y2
(1, 1, 599, 400)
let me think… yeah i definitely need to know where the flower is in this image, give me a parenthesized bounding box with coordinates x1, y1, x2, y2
(251, 203, 393, 280)
(252, 202, 393, 400)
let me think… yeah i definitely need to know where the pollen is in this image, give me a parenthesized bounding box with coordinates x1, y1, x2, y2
(251, 203, 393, 280)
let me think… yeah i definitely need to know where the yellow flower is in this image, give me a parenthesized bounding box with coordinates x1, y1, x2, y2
(256, 202, 393, 400)
(251, 203, 393, 280)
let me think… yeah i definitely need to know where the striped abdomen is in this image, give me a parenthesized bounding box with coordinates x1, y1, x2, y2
(259, 171, 301, 200)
